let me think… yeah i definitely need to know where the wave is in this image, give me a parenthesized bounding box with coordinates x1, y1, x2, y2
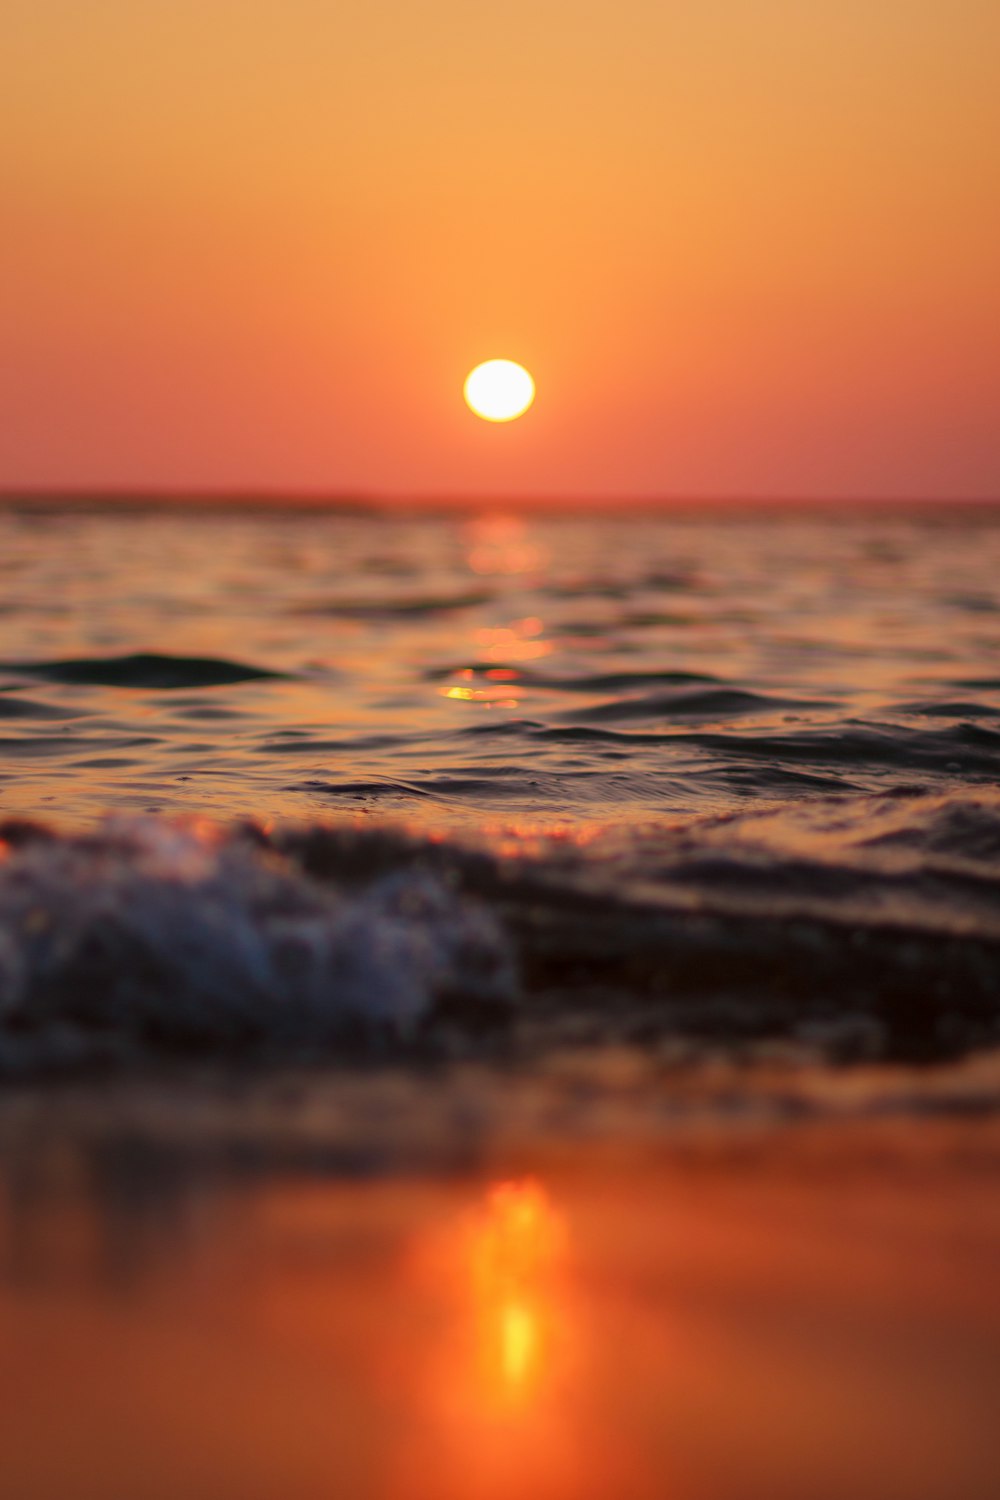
(1, 653, 285, 689)
(896, 699, 1000, 718)
(0, 694, 84, 719)
(681, 721, 1000, 773)
(0, 818, 513, 1074)
(290, 590, 494, 618)
(425, 665, 721, 692)
(280, 769, 638, 805)
(569, 687, 831, 722)
(1, 797, 998, 1074)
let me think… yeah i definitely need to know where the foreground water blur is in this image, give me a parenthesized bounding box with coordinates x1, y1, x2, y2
(1, 1098, 998, 1500)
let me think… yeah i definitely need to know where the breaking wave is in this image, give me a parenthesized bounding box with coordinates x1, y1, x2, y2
(2, 792, 999, 1074)
(0, 818, 513, 1072)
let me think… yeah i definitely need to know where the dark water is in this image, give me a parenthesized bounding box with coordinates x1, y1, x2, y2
(1, 502, 999, 1076)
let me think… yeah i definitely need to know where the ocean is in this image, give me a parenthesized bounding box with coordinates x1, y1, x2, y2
(1, 500, 998, 1498)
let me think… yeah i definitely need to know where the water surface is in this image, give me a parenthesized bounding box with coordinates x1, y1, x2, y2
(1, 504, 998, 828)
(1, 502, 999, 1499)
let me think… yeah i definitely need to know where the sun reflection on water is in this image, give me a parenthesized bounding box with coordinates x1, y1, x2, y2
(397, 1177, 585, 1497)
(462, 516, 549, 578)
(475, 618, 552, 664)
(463, 1179, 567, 1404)
(389, 1170, 593, 1500)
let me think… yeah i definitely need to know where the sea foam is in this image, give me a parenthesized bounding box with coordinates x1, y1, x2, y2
(0, 818, 514, 1070)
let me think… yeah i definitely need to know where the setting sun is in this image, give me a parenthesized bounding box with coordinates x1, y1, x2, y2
(464, 360, 536, 423)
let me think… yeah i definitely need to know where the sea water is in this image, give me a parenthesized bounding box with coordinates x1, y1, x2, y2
(0, 500, 998, 1499)
(0, 500, 998, 1069)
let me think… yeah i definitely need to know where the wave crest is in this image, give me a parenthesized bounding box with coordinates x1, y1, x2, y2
(0, 818, 514, 1071)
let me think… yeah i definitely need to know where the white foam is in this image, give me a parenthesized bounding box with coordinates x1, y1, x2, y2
(0, 818, 515, 1065)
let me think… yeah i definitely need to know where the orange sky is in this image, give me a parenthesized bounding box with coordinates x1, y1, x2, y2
(2, 1, 998, 500)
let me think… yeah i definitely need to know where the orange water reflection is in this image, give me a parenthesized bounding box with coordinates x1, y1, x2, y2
(395, 1177, 596, 1500)
(475, 618, 552, 664)
(462, 516, 549, 579)
(4, 1145, 1000, 1500)
(461, 1179, 567, 1404)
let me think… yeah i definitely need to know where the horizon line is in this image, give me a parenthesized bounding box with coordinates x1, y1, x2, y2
(1, 487, 999, 513)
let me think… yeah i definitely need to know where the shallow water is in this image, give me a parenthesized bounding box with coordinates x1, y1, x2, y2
(1, 1085, 998, 1500)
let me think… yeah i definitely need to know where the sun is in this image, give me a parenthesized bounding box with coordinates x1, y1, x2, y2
(464, 360, 535, 423)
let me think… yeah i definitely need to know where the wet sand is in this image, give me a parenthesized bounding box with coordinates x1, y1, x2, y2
(1, 1080, 998, 1500)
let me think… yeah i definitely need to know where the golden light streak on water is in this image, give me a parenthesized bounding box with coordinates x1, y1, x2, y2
(499, 1300, 537, 1389)
(464, 1179, 566, 1403)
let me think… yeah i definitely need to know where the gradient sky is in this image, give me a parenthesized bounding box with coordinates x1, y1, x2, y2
(2, 1, 998, 500)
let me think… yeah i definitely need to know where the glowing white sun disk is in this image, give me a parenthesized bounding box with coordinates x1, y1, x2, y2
(464, 360, 535, 422)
